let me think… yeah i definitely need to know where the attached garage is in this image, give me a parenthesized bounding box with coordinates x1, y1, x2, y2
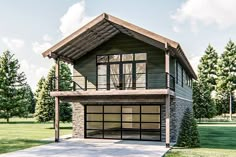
(85, 105, 161, 141)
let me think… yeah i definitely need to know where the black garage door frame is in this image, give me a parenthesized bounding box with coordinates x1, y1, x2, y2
(84, 104, 162, 141)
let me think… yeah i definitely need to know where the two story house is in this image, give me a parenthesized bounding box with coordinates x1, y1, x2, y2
(42, 13, 197, 147)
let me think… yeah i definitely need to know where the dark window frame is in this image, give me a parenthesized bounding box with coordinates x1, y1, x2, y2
(84, 104, 161, 141)
(176, 60, 178, 84)
(96, 53, 147, 90)
(181, 67, 184, 87)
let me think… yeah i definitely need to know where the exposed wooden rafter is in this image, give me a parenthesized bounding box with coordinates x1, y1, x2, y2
(42, 13, 197, 79)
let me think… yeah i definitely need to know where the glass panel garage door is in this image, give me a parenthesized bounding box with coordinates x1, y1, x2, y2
(85, 105, 161, 141)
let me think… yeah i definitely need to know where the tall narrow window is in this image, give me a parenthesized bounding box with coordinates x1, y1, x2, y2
(97, 65, 107, 90)
(181, 68, 184, 87)
(176, 61, 178, 84)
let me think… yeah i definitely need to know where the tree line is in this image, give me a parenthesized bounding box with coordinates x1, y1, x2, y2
(193, 40, 236, 121)
(0, 50, 72, 122)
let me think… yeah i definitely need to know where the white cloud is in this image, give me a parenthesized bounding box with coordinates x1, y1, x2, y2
(20, 59, 49, 91)
(35, 67, 49, 80)
(2, 37, 25, 51)
(32, 34, 53, 54)
(43, 34, 52, 42)
(172, 0, 236, 30)
(189, 56, 201, 74)
(32, 42, 52, 54)
(59, 0, 95, 37)
(172, 26, 180, 33)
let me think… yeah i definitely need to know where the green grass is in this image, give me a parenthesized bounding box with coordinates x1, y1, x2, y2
(0, 118, 72, 154)
(165, 125, 236, 157)
(197, 114, 236, 123)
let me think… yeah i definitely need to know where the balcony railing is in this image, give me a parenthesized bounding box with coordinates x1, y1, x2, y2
(50, 72, 175, 92)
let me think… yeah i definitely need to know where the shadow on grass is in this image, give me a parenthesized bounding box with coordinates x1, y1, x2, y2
(46, 126, 72, 130)
(0, 138, 50, 154)
(198, 122, 236, 125)
(0, 121, 53, 124)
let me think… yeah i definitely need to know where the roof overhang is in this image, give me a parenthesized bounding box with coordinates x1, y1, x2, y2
(42, 13, 197, 79)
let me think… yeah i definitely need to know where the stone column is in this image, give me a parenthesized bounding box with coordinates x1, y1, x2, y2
(72, 102, 85, 138)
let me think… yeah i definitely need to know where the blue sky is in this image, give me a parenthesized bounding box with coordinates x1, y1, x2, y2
(0, 0, 235, 91)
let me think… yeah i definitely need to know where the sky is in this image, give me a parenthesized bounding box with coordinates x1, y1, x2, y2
(0, 0, 235, 91)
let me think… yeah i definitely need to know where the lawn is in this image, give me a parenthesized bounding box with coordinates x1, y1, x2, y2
(0, 118, 72, 154)
(165, 124, 236, 157)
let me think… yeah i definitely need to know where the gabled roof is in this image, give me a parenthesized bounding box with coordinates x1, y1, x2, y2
(42, 13, 197, 79)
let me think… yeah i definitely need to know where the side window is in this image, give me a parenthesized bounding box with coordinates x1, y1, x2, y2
(176, 61, 178, 84)
(181, 68, 184, 87)
(185, 71, 188, 86)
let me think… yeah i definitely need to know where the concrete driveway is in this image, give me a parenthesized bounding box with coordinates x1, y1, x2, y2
(0, 138, 170, 157)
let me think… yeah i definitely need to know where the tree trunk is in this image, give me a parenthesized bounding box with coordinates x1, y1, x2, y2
(6, 117, 9, 123)
(53, 118, 55, 129)
(229, 92, 232, 121)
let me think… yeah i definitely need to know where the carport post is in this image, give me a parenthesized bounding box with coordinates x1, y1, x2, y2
(55, 58, 60, 142)
(165, 43, 170, 148)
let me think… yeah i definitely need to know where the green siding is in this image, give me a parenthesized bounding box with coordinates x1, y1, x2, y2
(175, 62, 192, 100)
(73, 33, 166, 89)
(73, 32, 193, 100)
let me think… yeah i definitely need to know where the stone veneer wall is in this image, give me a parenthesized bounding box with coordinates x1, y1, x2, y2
(72, 102, 84, 138)
(171, 97, 193, 142)
(170, 100, 176, 142)
(161, 104, 166, 142)
(161, 99, 176, 142)
(161, 97, 192, 143)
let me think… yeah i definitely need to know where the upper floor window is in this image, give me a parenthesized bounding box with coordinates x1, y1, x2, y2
(181, 67, 184, 87)
(185, 73, 192, 87)
(176, 61, 179, 84)
(97, 53, 147, 90)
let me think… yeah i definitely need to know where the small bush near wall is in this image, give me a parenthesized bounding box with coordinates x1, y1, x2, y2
(176, 108, 200, 148)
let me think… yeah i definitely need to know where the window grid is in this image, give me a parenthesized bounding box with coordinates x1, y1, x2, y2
(85, 105, 161, 141)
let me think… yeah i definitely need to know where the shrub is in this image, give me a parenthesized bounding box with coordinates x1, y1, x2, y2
(176, 108, 200, 148)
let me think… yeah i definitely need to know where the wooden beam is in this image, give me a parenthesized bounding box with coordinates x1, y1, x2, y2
(165, 43, 170, 148)
(67, 26, 118, 59)
(61, 21, 111, 57)
(116, 25, 165, 50)
(106, 14, 179, 48)
(49, 53, 74, 64)
(42, 13, 106, 58)
(165, 95, 170, 147)
(50, 89, 172, 97)
(61, 96, 165, 104)
(73, 30, 119, 60)
(55, 58, 60, 142)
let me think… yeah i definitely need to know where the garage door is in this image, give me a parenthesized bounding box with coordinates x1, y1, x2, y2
(85, 105, 161, 141)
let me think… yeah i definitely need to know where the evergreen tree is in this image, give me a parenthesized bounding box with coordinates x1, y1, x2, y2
(0, 51, 28, 122)
(215, 91, 229, 115)
(35, 77, 46, 105)
(198, 45, 218, 91)
(34, 62, 72, 122)
(193, 81, 215, 120)
(216, 40, 236, 116)
(176, 108, 200, 148)
(34, 69, 54, 122)
(24, 84, 36, 114)
(193, 45, 217, 119)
